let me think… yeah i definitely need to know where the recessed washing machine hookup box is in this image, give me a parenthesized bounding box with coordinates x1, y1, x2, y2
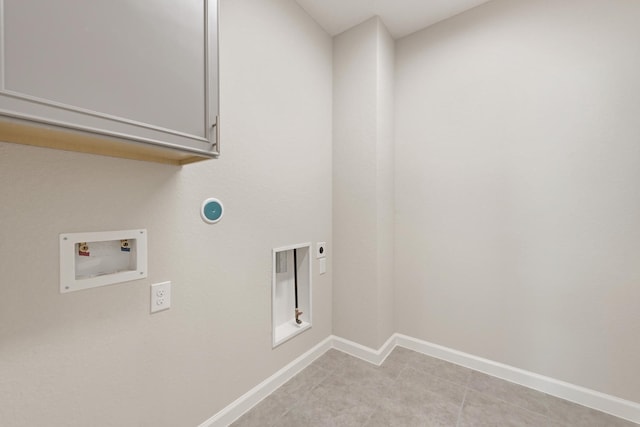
(59, 229, 148, 293)
(272, 243, 312, 348)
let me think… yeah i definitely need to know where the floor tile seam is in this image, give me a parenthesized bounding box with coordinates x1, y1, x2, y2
(454, 386, 468, 427)
(466, 371, 553, 401)
(461, 369, 473, 387)
(276, 405, 295, 423)
(388, 366, 408, 382)
(467, 386, 563, 422)
(359, 404, 379, 427)
(463, 377, 582, 424)
(301, 371, 333, 398)
(467, 386, 562, 423)
(431, 363, 474, 387)
(464, 370, 629, 425)
(306, 367, 628, 427)
(231, 386, 292, 427)
(409, 382, 468, 410)
(404, 364, 472, 394)
(277, 392, 311, 424)
(439, 368, 473, 389)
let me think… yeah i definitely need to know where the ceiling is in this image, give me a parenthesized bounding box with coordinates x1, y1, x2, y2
(294, 0, 492, 39)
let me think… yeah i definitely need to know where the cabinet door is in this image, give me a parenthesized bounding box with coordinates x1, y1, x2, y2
(0, 0, 219, 157)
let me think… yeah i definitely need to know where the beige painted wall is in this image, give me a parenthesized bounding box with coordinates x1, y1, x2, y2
(0, 1, 332, 426)
(375, 21, 396, 348)
(3, 0, 639, 423)
(395, 0, 640, 402)
(333, 17, 395, 349)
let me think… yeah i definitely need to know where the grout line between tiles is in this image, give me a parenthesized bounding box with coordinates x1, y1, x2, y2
(455, 387, 468, 427)
(467, 387, 572, 425)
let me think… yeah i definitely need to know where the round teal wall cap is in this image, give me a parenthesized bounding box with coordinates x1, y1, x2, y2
(201, 198, 224, 224)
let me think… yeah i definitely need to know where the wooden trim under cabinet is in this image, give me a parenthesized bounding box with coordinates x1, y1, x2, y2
(0, 120, 212, 165)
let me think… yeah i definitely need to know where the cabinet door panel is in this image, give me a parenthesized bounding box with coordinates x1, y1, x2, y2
(3, 0, 206, 138)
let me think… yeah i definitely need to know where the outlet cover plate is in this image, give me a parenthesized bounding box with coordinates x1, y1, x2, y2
(151, 281, 171, 313)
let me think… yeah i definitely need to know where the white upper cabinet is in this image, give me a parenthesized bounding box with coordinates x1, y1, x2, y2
(0, 0, 219, 164)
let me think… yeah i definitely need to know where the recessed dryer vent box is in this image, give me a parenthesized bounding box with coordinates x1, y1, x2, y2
(59, 229, 148, 293)
(272, 243, 312, 348)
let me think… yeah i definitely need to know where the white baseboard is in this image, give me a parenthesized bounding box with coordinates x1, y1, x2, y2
(332, 334, 397, 366)
(197, 336, 333, 427)
(199, 333, 640, 426)
(393, 334, 640, 424)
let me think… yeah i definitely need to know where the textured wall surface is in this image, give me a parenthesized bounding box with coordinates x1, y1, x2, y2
(395, 0, 640, 402)
(0, 0, 332, 425)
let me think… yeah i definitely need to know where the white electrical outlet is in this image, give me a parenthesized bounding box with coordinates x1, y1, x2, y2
(151, 281, 171, 313)
(316, 242, 326, 259)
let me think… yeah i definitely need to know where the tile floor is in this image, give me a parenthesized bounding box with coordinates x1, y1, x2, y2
(232, 347, 638, 427)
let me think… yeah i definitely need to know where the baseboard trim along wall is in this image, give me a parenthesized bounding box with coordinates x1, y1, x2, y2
(197, 337, 333, 427)
(200, 334, 640, 426)
(332, 334, 397, 366)
(393, 334, 640, 424)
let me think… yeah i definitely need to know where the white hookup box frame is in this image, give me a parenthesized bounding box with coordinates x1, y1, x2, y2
(272, 242, 312, 348)
(59, 229, 148, 293)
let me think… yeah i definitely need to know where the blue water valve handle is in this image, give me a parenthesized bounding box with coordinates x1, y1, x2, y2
(201, 198, 224, 224)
